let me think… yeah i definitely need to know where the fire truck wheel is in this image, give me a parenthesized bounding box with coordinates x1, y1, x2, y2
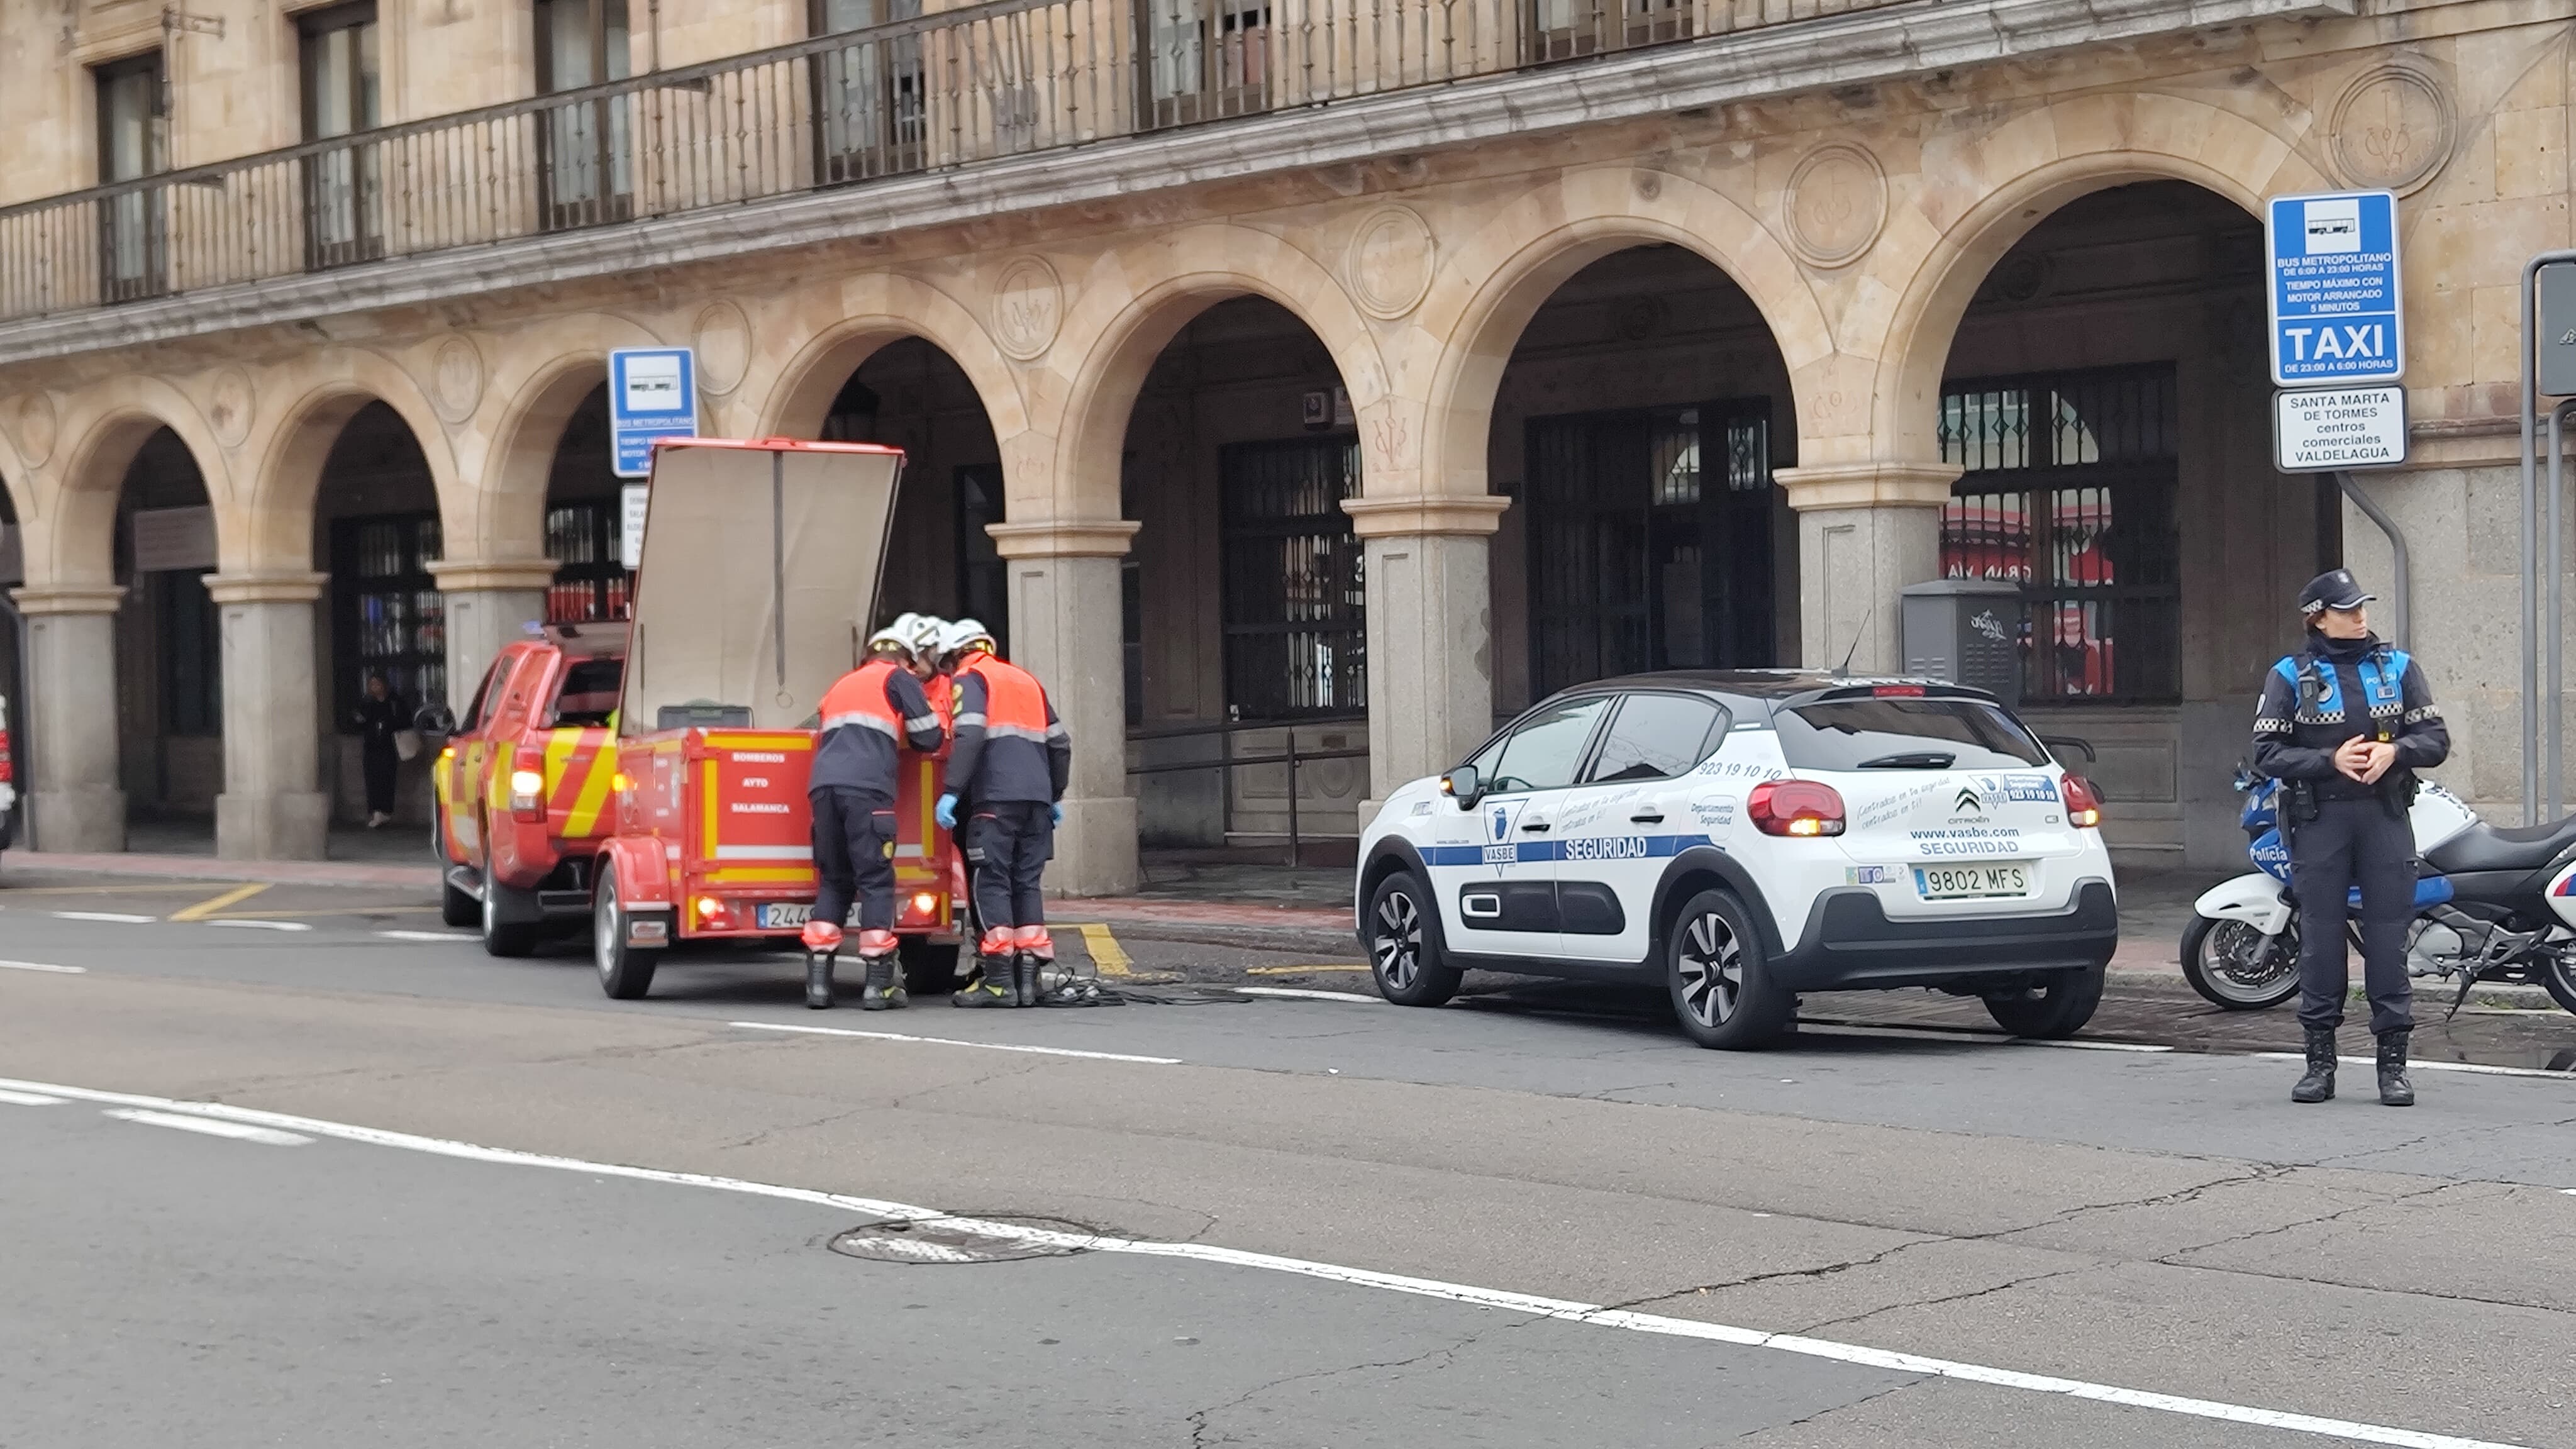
(480, 874, 541, 958)
(898, 940, 960, 995)
(594, 870, 660, 1000)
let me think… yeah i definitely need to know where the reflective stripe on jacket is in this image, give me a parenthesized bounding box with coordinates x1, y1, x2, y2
(943, 653, 1071, 804)
(811, 659, 945, 801)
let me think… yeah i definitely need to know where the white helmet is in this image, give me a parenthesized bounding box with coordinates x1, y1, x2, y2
(939, 618, 998, 662)
(903, 613, 949, 658)
(865, 625, 911, 657)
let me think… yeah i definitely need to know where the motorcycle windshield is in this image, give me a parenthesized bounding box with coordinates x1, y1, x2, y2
(618, 439, 906, 736)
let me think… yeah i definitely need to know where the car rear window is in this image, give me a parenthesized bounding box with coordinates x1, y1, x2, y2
(550, 657, 625, 727)
(1775, 697, 2048, 771)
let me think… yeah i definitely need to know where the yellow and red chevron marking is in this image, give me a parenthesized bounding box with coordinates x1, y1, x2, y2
(542, 728, 619, 840)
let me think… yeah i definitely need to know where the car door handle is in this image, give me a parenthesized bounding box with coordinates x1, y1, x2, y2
(1630, 811, 1665, 824)
(1519, 821, 1551, 833)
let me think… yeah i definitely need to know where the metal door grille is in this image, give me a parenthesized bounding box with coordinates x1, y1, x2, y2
(1938, 364, 2179, 703)
(1220, 436, 1363, 719)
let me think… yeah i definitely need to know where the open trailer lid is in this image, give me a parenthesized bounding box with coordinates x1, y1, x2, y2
(618, 437, 906, 737)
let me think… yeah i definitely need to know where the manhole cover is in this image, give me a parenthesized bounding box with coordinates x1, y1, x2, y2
(830, 1216, 1097, 1265)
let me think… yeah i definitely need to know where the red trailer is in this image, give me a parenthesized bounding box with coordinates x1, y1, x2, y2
(587, 436, 969, 1000)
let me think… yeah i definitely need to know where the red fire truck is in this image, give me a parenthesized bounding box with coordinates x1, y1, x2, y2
(584, 436, 970, 1001)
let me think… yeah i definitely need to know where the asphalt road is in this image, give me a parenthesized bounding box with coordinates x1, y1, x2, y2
(4, 865, 2574, 1448)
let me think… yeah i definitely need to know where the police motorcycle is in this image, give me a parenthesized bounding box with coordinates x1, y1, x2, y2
(2181, 771, 2576, 1016)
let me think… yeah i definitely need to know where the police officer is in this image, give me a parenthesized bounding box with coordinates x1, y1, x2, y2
(932, 619, 1073, 1008)
(2251, 569, 2449, 1106)
(801, 623, 947, 1010)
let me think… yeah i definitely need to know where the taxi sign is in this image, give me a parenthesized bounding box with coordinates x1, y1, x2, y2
(2274, 386, 2407, 471)
(609, 347, 698, 479)
(2265, 191, 2403, 387)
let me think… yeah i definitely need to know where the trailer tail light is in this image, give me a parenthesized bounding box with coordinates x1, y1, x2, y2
(692, 896, 731, 929)
(509, 747, 546, 822)
(1748, 780, 1846, 837)
(900, 891, 942, 926)
(2062, 774, 2105, 829)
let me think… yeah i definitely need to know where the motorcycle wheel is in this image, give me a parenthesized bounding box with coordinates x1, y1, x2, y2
(2541, 952, 2576, 1018)
(2179, 913, 2301, 1011)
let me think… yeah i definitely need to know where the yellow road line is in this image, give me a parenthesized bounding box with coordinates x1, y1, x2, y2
(170, 883, 269, 922)
(1074, 923, 1133, 979)
(1245, 963, 1372, 975)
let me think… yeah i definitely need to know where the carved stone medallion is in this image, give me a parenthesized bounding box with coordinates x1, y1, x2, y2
(207, 367, 255, 450)
(1347, 206, 1435, 321)
(430, 336, 485, 425)
(990, 257, 1063, 362)
(691, 301, 752, 397)
(10, 391, 57, 467)
(2330, 63, 2455, 196)
(1784, 143, 1888, 270)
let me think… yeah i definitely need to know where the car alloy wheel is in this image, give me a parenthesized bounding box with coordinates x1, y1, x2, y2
(1372, 887, 1423, 992)
(1677, 909, 1743, 1028)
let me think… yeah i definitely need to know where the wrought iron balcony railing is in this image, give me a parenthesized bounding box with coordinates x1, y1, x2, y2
(0, 0, 1887, 322)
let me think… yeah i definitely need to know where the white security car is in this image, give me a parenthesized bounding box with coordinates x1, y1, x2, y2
(1354, 672, 2118, 1049)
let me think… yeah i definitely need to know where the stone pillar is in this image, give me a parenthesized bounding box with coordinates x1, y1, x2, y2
(10, 586, 128, 852)
(208, 573, 332, 860)
(1777, 462, 1960, 672)
(430, 559, 557, 711)
(988, 519, 1141, 897)
(1345, 495, 1510, 821)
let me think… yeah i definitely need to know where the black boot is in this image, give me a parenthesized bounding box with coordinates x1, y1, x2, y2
(2376, 1030, 2416, 1107)
(1014, 951, 1045, 1007)
(805, 950, 836, 1010)
(953, 954, 1014, 1008)
(2290, 1026, 2336, 1102)
(860, 953, 906, 1011)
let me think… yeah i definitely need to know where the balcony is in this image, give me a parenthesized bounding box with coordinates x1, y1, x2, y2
(0, 0, 2343, 343)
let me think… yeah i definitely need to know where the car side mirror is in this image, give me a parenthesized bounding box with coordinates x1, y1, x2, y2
(413, 704, 458, 741)
(1441, 764, 1482, 808)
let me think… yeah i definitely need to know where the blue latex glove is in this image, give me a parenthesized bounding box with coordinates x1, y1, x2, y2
(1051, 802, 1064, 826)
(935, 793, 959, 830)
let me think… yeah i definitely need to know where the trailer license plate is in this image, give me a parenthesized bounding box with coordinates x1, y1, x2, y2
(757, 902, 811, 930)
(1914, 863, 2029, 900)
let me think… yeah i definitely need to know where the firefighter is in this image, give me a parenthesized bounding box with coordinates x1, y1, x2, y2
(933, 619, 1074, 1008)
(801, 623, 947, 1010)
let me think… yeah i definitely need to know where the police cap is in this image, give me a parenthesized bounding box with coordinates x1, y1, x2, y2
(2298, 569, 2375, 616)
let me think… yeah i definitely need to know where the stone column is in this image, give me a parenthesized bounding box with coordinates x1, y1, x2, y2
(1777, 462, 1960, 672)
(430, 559, 557, 711)
(10, 586, 128, 852)
(1345, 495, 1510, 822)
(988, 519, 1141, 897)
(208, 573, 332, 860)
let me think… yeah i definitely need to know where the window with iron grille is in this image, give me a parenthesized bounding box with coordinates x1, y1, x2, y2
(331, 514, 445, 724)
(1220, 436, 1363, 719)
(544, 501, 631, 625)
(1938, 365, 2180, 704)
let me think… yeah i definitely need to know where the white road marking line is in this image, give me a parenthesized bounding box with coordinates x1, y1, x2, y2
(101, 1108, 312, 1146)
(1235, 985, 1382, 1004)
(0, 1073, 2528, 1449)
(50, 911, 156, 924)
(376, 930, 476, 942)
(0, 1089, 67, 1106)
(1797, 1021, 2175, 1053)
(202, 919, 313, 933)
(2252, 1052, 2575, 1082)
(0, 959, 87, 974)
(728, 1021, 1182, 1065)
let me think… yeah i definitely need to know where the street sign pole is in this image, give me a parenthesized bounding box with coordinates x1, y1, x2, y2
(2517, 253, 2576, 823)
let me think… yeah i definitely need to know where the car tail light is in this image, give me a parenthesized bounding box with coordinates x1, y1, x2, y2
(1749, 780, 1845, 837)
(509, 747, 547, 822)
(0, 724, 12, 786)
(2062, 774, 2104, 829)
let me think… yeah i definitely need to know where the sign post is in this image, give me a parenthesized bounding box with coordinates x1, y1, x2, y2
(2265, 190, 2402, 387)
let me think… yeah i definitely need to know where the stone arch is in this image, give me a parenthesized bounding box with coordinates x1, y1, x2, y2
(40, 380, 228, 588)
(1865, 93, 2328, 468)
(741, 274, 1031, 445)
(1045, 225, 1394, 519)
(1416, 166, 1835, 502)
(469, 312, 666, 564)
(235, 349, 464, 572)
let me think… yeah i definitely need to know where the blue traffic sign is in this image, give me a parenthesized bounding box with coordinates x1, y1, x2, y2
(2265, 191, 2402, 387)
(608, 347, 698, 479)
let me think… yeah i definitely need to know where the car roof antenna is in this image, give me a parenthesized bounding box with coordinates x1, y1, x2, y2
(1833, 603, 1874, 679)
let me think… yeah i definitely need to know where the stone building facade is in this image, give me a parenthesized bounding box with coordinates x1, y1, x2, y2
(0, 0, 2564, 887)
